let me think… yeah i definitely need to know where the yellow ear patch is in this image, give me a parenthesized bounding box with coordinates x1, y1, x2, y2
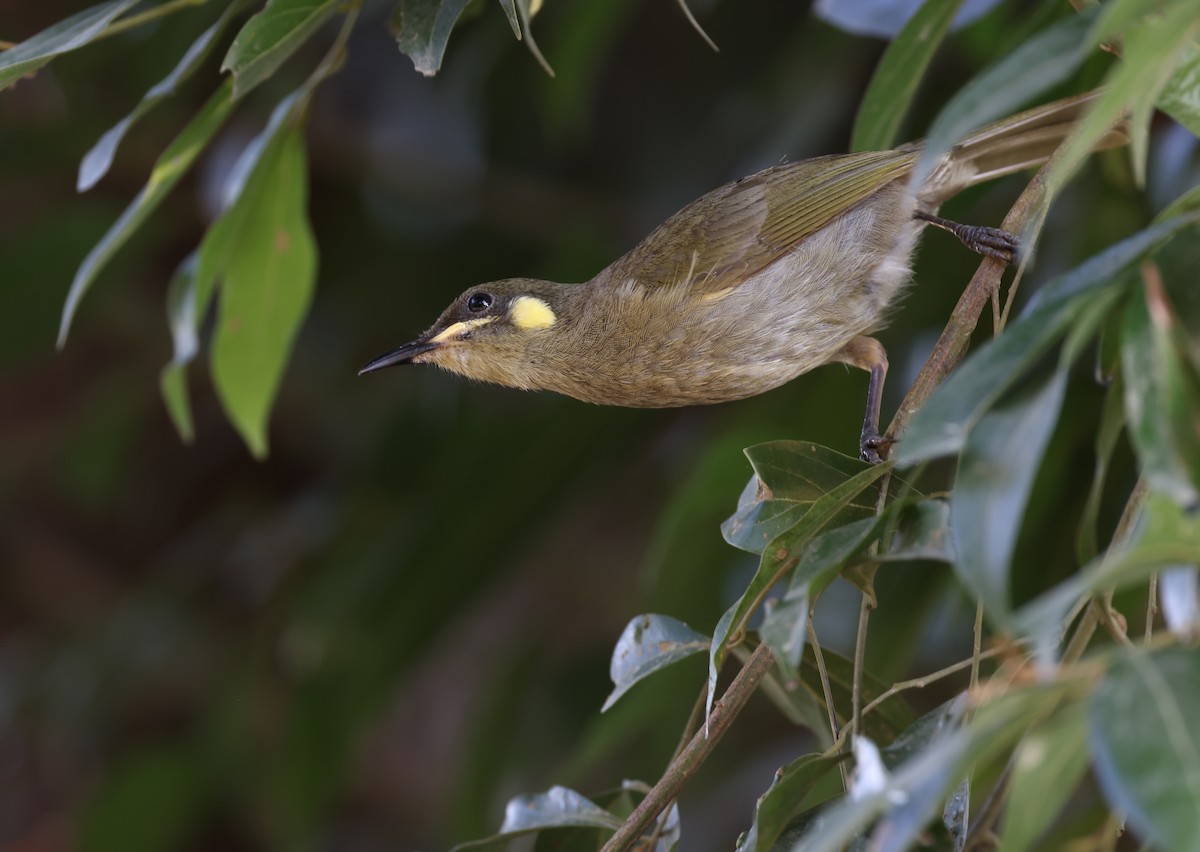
(510, 296, 557, 331)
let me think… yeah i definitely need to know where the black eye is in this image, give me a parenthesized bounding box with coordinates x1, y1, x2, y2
(467, 292, 494, 313)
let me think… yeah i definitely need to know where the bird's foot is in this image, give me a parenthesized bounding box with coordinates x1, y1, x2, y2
(955, 224, 1018, 264)
(915, 211, 1018, 265)
(860, 431, 895, 465)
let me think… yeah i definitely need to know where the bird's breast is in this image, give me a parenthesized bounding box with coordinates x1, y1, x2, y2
(533, 185, 921, 407)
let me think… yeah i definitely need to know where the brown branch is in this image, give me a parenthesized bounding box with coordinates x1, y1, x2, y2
(600, 643, 775, 852)
(888, 168, 1048, 440)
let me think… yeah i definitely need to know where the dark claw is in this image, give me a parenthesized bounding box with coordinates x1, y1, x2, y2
(959, 225, 1019, 265)
(860, 432, 895, 465)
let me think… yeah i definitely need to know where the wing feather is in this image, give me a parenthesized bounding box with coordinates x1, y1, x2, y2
(601, 150, 918, 295)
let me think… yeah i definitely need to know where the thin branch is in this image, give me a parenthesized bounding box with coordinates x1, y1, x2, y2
(1146, 572, 1158, 641)
(970, 599, 984, 692)
(859, 647, 1005, 720)
(850, 594, 872, 740)
(888, 166, 1050, 441)
(600, 644, 775, 852)
(807, 619, 849, 789)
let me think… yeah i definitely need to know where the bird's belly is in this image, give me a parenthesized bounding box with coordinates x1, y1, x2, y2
(558, 196, 919, 407)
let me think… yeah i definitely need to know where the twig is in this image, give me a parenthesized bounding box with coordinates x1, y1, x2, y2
(807, 619, 848, 789)
(1146, 572, 1158, 640)
(859, 647, 1005, 720)
(600, 643, 775, 852)
(850, 594, 872, 740)
(1062, 603, 1101, 663)
(970, 599, 984, 692)
(888, 167, 1049, 440)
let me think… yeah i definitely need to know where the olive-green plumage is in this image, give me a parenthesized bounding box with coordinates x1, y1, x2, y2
(362, 92, 1124, 454)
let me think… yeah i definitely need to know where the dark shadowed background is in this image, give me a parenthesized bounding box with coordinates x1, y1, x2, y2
(0, 1, 1158, 848)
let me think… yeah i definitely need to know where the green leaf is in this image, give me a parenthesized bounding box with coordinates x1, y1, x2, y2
(761, 514, 887, 673)
(1159, 43, 1200, 139)
(722, 442, 879, 554)
(797, 685, 1062, 852)
(913, 8, 1097, 187)
(160, 253, 203, 443)
(59, 79, 237, 347)
(737, 753, 845, 852)
(497, 0, 522, 39)
(1039, 3, 1200, 195)
(851, 0, 964, 153)
(211, 129, 316, 458)
(221, 0, 343, 98)
(880, 694, 965, 769)
(1090, 646, 1200, 852)
(731, 641, 915, 744)
(601, 614, 709, 712)
(78, 1, 250, 192)
(897, 213, 1200, 465)
(880, 499, 954, 563)
(390, 0, 474, 76)
(951, 367, 1067, 621)
(450, 786, 620, 851)
(708, 460, 892, 721)
(1122, 275, 1200, 509)
(1016, 491, 1200, 645)
(759, 498, 948, 678)
(1077, 372, 1127, 563)
(0, 0, 141, 91)
(999, 702, 1090, 852)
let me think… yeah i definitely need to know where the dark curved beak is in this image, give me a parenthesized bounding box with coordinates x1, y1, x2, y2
(358, 339, 441, 375)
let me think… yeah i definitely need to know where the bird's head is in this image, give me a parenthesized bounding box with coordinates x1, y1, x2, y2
(359, 278, 573, 391)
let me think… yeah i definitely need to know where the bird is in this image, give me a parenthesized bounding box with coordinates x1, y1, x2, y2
(360, 92, 1124, 461)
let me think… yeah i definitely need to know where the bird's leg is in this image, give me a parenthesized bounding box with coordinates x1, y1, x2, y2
(915, 210, 1018, 264)
(836, 336, 893, 464)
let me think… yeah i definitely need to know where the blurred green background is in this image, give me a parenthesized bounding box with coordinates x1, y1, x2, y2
(0, 1, 1167, 848)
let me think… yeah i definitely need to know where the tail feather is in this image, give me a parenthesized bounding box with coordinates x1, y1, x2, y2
(919, 90, 1129, 204)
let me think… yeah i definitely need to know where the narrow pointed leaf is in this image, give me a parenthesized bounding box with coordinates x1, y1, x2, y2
(450, 786, 621, 851)
(1090, 647, 1200, 852)
(951, 367, 1067, 620)
(708, 461, 892, 719)
(913, 8, 1097, 187)
(222, 0, 342, 98)
(1159, 44, 1200, 139)
(999, 702, 1090, 852)
(1077, 372, 1127, 563)
(59, 79, 237, 346)
(1038, 4, 1200, 199)
(737, 753, 845, 852)
(1016, 491, 1200, 643)
(390, 0, 474, 77)
(601, 614, 709, 712)
(1122, 276, 1200, 509)
(897, 213, 1200, 465)
(211, 129, 316, 458)
(497, 0, 522, 39)
(0, 0, 141, 90)
(852, 0, 964, 153)
(160, 253, 203, 443)
(722, 441, 879, 554)
(797, 685, 1061, 852)
(78, 1, 250, 192)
